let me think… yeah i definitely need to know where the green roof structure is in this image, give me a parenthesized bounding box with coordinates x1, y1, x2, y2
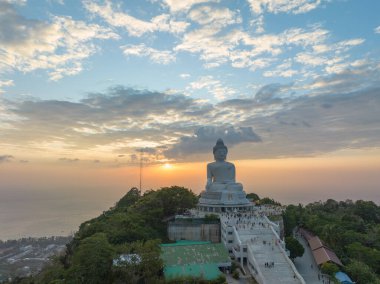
(160, 241, 230, 280)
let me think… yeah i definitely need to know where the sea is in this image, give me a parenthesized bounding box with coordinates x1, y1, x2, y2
(1, 184, 379, 241)
(0, 188, 120, 241)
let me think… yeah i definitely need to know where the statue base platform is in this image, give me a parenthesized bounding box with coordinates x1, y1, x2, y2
(197, 188, 254, 212)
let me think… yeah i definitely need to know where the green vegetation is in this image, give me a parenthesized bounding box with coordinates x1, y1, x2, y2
(283, 199, 380, 283)
(246, 193, 260, 202)
(165, 274, 226, 284)
(246, 193, 283, 206)
(112, 239, 163, 283)
(204, 214, 220, 222)
(232, 269, 239, 279)
(258, 197, 281, 206)
(267, 215, 282, 222)
(345, 260, 380, 284)
(9, 186, 198, 284)
(320, 262, 339, 276)
(285, 236, 304, 260)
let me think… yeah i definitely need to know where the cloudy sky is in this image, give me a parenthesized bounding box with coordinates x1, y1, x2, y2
(1, 0, 380, 204)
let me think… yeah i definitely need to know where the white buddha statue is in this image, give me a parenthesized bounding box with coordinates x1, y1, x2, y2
(206, 139, 243, 192)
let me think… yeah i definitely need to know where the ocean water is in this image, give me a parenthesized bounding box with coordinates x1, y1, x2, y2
(1, 179, 379, 241)
(0, 188, 119, 241)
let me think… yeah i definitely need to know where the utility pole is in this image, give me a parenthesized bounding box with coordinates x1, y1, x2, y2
(139, 149, 143, 194)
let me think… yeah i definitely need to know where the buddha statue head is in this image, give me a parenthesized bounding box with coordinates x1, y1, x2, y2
(213, 138, 228, 162)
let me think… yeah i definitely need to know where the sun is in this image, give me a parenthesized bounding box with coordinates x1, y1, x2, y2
(162, 163, 173, 170)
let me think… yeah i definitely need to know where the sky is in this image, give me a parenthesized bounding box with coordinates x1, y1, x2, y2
(1, 0, 380, 206)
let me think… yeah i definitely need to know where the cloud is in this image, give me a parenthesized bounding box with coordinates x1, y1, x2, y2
(0, 155, 14, 163)
(162, 0, 219, 13)
(175, 24, 331, 71)
(222, 63, 380, 159)
(263, 60, 298, 78)
(0, 79, 14, 94)
(188, 5, 241, 27)
(1, 61, 380, 163)
(306, 61, 380, 94)
(247, 0, 325, 15)
(375, 26, 380, 34)
(2, 0, 26, 4)
(292, 37, 365, 75)
(246, 86, 380, 159)
(136, 147, 158, 154)
(83, 0, 189, 36)
(254, 84, 286, 104)
(188, 76, 236, 100)
(216, 83, 289, 121)
(0, 87, 215, 159)
(0, 2, 118, 80)
(179, 73, 190, 78)
(175, 25, 237, 68)
(164, 126, 261, 159)
(121, 44, 176, 64)
(58, 158, 80, 162)
(249, 15, 265, 33)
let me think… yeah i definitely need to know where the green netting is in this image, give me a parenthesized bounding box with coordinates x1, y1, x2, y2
(160, 241, 230, 280)
(161, 240, 211, 247)
(164, 263, 222, 280)
(161, 242, 229, 265)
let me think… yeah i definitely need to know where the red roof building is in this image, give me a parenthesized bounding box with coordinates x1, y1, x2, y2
(312, 246, 343, 266)
(298, 228, 315, 241)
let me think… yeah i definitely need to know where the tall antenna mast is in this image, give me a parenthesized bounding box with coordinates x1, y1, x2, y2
(139, 149, 143, 193)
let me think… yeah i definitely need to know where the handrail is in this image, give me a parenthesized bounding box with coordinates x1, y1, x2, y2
(265, 217, 305, 284)
(247, 243, 266, 284)
(277, 242, 306, 283)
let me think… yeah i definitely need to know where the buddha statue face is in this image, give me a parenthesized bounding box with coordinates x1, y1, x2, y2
(214, 147, 227, 162)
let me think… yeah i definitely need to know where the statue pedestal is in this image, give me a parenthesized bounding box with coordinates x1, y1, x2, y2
(198, 188, 254, 213)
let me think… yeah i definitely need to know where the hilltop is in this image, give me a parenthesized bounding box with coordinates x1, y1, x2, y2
(3, 187, 380, 284)
(5, 186, 198, 284)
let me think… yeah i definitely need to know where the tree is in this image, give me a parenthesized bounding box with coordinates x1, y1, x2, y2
(66, 233, 114, 284)
(321, 224, 342, 249)
(156, 186, 198, 216)
(346, 260, 380, 284)
(283, 205, 299, 236)
(33, 256, 66, 284)
(232, 269, 240, 279)
(285, 236, 304, 259)
(320, 262, 339, 276)
(116, 187, 140, 209)
(354, 200, 380, 223)
(259, 197, 281, 206)
(246, 193, 260, 201)
(323, 199, 339, 213)
(346, 242, 380, 274)
(204, 214, 219, 222)
(112, 239, 163, 283)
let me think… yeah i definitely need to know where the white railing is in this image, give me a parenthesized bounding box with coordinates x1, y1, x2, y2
(276, 237, 306, 284)
(247, 244, 266, 284)
(264, 216, 305, 284)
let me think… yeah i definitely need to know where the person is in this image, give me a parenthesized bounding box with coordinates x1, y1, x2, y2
(205, 138, 243, 192)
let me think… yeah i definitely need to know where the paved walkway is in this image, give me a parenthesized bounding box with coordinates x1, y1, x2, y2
(248, 229, 302, 283)
(221, 211, 303, 284)
(293, 232, 326, 284)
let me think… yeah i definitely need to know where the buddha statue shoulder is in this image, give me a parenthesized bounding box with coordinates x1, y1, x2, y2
(206, 139, 243, 192)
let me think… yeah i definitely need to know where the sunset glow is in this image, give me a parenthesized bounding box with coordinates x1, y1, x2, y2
(0, 0, 379, 240)
(162, 163, 174, 170)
